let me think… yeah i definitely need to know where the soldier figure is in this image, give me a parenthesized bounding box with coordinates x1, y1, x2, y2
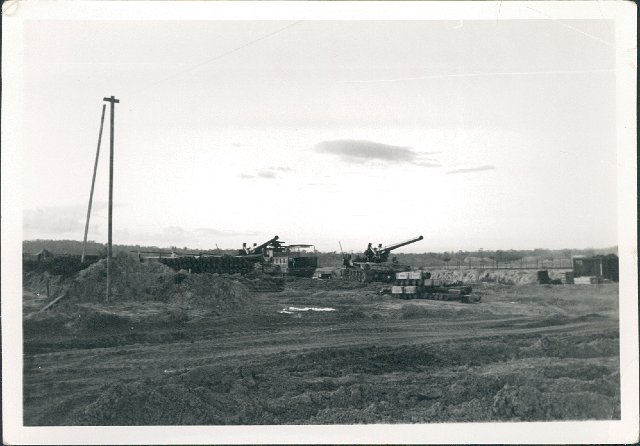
(364, 243, 375, 261)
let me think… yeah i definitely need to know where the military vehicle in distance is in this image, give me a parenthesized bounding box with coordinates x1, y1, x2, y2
(239, 235, 318, 278)
(340, 235, 424, 283)
(139, 248, 255, 275)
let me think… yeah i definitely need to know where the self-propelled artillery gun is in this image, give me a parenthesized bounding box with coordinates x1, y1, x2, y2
(340, 235, 424, 283)
(137, 248, 255, 274)
(238, 235, 318, 278)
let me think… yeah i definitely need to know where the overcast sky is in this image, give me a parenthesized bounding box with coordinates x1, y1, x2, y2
(22, 19, 617, 252)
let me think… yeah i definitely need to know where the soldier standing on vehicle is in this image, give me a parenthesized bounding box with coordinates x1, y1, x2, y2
(365, 243, 375, 261)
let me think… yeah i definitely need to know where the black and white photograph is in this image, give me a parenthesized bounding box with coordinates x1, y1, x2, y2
(2, 1, 637, 444)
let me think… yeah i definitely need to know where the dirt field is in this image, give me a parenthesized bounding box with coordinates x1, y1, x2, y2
(23, 270, 620, 425)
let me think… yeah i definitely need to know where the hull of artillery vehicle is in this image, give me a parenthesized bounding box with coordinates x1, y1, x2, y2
(138, 236, 318, 278)
(138, 249, 255, 274)
(239, 236, 318, 278)
(341, 262, 410, 283)
(340, 235, 424, 283)
(391, 271, 480, 303)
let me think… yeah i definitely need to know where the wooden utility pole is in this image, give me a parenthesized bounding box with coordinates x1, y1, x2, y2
(103, 96, 119, 301)
(81, 104, 107, 263)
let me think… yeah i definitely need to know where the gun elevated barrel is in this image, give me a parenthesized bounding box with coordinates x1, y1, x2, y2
(249, 235, 279, 254)
(378, 235, 424, 253)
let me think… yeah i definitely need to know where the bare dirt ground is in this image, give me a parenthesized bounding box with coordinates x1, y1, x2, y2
(23, 274, 619, 425)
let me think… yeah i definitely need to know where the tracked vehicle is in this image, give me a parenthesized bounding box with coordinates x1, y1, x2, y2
(239, 236, 318, 278)
(140, 249, 255, 274)
(137, 235, 317, 278)
(340, 235, 424, 283)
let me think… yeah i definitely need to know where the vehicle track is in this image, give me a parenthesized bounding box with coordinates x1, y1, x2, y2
(25, 313, 617, 392)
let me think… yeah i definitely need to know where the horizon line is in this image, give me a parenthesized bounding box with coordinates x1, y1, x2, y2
(21, 238, 619, 255)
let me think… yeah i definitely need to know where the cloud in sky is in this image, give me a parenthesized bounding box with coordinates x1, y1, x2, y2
(23, 202, 114, 237)
(24, 207, 85, 235)
(446, 165, 496, 175)
(256, 170, 277, 179)
(239, 166, 293, 179)
(162, 226, 258, 241)
(314, 140, 440, 167)
(109, 225, 261, 249)
(129, 226, 260, 247)
(194, 227, 260, 237)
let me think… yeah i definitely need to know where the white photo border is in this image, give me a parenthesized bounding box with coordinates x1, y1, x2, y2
(2, 1, 637, 444)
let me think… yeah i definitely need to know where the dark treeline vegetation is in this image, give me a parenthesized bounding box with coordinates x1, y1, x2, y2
(318, 246, 617, 269)
(24, 239, 617, 269)
(22, 239, 237, 257)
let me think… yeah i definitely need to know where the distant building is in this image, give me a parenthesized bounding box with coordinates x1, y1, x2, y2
(572, 255, 619, 282)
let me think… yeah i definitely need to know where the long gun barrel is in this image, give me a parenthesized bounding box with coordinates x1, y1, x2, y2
(377, 235, 424, 253)
(249, 235, 279, 254)
(132, 250, 220, 256)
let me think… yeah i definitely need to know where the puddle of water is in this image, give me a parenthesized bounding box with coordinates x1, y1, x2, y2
(278, 306, 337, 314)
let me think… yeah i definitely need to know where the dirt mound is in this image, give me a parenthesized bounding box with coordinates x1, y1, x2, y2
(38, 256, 255, 315)
(75, 366, 262, 425)
(521, 335, 619, 359)
(61, 255, 176, 303)
(23, 271, 66, 295)
(170, 274, 251, 313)
(74, 380, 216, 425)
(492, 383, 616, 420)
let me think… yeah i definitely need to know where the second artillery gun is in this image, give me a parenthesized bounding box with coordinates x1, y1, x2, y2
(341, 235, 424, 283)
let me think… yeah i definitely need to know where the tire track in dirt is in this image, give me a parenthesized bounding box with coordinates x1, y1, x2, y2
(27, 312, 616, 357)
(25, 316, 616, 389)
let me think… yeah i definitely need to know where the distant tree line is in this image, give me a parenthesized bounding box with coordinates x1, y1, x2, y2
(22, 239, 236, 257)
(312, 247, 618, 269)
(23, 239, 618, 269)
